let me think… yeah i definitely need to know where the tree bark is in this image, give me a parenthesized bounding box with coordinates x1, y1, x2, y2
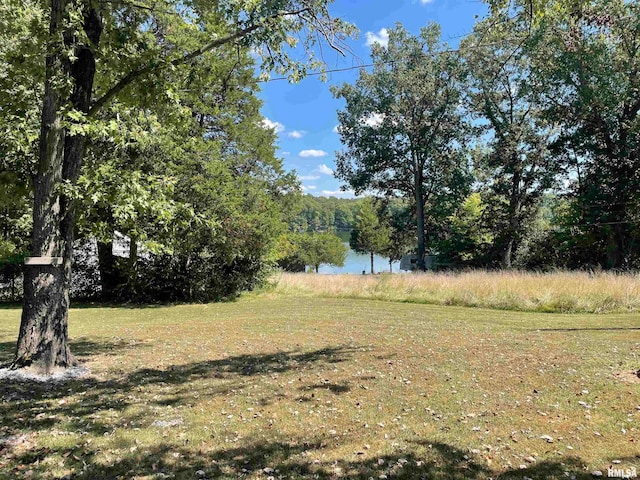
(502, 163, 522, 269)
(13, 0, 102, 372)
(502, 237, 515, 269)
(370, 251, 374, 275)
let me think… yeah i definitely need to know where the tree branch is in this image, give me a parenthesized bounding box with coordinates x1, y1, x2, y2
(89, 7, 310, 116)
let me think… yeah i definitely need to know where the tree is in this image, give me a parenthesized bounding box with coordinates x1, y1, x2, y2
(379, 200, 414, 273)
(438, 192, 493, 266)
(299, 232, 347, 273)
(528, 0, 640, 268)
(0, 1, 43, 301)
(290, 195, 361, 232)
(74, 39, 297, 302)
(10, 0, 354, 372)
(461, 13, 560, 268)
(334, 23, 470, 271)
(349, 198, 390, 274)
(276, 232, 347, 273)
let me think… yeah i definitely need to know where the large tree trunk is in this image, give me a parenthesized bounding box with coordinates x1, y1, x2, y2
(13, 1, 102, 372)
(502, 166, 522, 270)
(501, 237, 515, 269)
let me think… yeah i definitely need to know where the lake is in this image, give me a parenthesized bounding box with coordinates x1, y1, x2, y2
(317, 232, 401, 274)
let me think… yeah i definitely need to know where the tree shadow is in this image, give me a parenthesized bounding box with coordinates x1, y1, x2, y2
(3, 434, 600, 480)
(0, 302, 21, 310)
(125, 345, 355, 385)
(0, 342, 616, 479)
(0, 337, 151, 366)
(0, 345, 357, 440)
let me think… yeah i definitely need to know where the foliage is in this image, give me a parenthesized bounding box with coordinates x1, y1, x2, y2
(461, 13, 560, 268)
(289, 195, 362, 232)
(438, 193, 493, 266)
(533, 0, 640, 268)
(0, 0, 355, 310)
(379, 200, 415, 265)
(278, 232, 347, 273)
(334, 23, 471, 269)
(349, 198, 390, 273)
(0, 0, 42, 270)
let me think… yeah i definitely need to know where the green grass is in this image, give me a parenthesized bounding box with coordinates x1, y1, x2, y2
(0, 296, 639, 479)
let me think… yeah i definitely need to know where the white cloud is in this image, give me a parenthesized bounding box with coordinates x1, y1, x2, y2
(420, 0, 434, 4)
(321, 189, 354, 197)
(299, 149, 327, 158)
(301, 185, 317, 191)
(287, 130, 306, 139)
(261, 117, 284, 133)
(362, 113, 385, 128)
(299, 175, 320, 181)
(317, 164, 334, 175)
(333, 125, 341, 134)
(365, 28, 389, 48)
(281, 151, 291, 156)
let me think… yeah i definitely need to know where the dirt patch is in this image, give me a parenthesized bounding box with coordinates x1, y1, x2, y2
(0, 366, 91, 383)
(613, 370, 640, 384)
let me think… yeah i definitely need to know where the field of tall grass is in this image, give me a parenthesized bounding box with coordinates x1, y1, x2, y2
(273, 270, 640, 313)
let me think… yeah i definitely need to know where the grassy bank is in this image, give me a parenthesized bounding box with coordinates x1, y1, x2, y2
(1, 297, 639, 479)
(273, 270, 640, 314)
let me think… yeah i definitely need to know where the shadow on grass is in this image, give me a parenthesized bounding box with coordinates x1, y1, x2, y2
(0, 346, 357, 439)
(126, 346, 355, 385)
(3, 435, 598, 480)
(0, 343, 614, 479)
(0, 337, 152, 366)
(0, 302, 21, 310)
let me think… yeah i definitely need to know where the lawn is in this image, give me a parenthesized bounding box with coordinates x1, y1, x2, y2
(0, 295, 639, 479)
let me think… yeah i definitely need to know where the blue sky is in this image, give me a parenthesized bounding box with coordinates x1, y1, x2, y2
(258, 0, 488, 198)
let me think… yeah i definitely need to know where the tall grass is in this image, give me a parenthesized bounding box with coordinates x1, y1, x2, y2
(273, 270, 640, 313)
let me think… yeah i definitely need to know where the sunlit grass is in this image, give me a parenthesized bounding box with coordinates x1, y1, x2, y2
(0, 296, 639, 479)
(272, 270, 640, 313)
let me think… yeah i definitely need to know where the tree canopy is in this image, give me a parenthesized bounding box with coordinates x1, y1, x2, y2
(334, 23, 471, 270)
(1, 0, 355, 372)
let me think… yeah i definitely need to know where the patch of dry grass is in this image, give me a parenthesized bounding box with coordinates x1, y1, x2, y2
(273, 270, 640, 314)
(0, 298, 639, 479)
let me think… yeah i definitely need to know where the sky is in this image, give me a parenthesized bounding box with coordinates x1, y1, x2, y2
(257, 0, 488, 198)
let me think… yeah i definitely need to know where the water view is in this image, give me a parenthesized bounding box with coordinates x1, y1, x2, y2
(317, 232, 401, 274)
(318, 245, 400, 274)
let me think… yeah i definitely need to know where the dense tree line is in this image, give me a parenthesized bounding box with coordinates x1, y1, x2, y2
(289, 194, 362, 232)
(335, 0, 640, 271)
